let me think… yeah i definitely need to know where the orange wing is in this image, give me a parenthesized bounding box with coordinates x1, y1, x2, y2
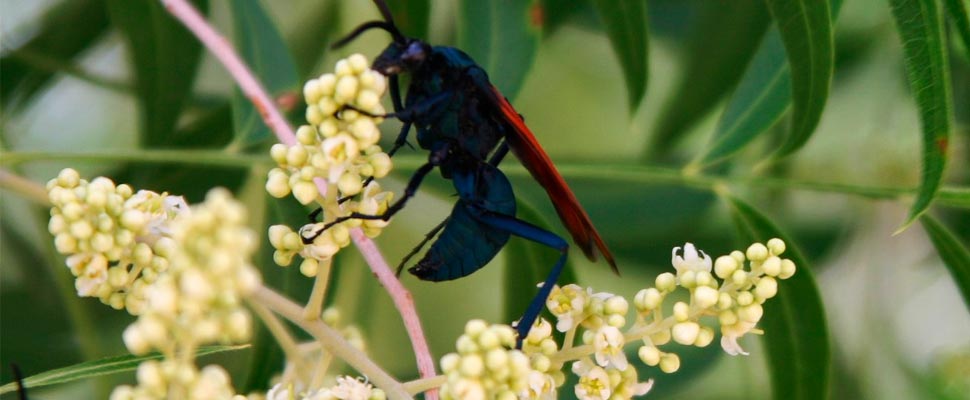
(487, 85, 618, 273)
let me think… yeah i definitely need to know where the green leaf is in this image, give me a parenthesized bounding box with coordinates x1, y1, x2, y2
(591, 0, 649, 111)
(538, 0, 589, 36)
(920, 215, 970, 311)
(0, 345, 249, 395)
(458, 0, 541, 100)
(938, 187, 970, 208)
(106, 0, 208, 146)
(387, 0, 430, 39)
(725, 196, 830, 400)
(503, 200, 576, 325)
(943, 0, 970, 58)
(696, 31, 791, 166)
(765, 0, 834, 159)
(229, 0, 300, 148)
(889, 0, 954, 232)
(1, 0, 109, 111)
(696, 0, 843, 167)
(651, 0, 770, 153)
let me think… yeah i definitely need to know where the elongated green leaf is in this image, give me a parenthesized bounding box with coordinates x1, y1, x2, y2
(387, 0, 430, 39)
(650, 1, 770, 153)
(229, 0, 300, 148)
(766, 0, 834, 159)
(890, 0, 954, 232)
(106, 0, 208, 146)
(503, 200, 576, 325)
(938, 187, 970, 208)
(1, 0, 108, 111)
(0, 345, 248, 395)
(591, 0, 649, 111)
(696, 31, 791, 166)
(943, 0, 970, 57)
(538, 0, 589, 36)
(458, 0, 541, 100)
(725, 196, 830, 400)
(697, 0, 843, 167)
(920, 215, 970, 311)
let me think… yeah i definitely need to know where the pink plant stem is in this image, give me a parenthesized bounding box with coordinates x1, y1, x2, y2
(351, 229, 438, 399)
(159, 1, 438, 396)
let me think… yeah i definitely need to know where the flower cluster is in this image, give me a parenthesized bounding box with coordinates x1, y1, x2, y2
(110, 361, 243, 400)
(440, 240, 795, 399)
(266, 54, 395, 275)
(267, 376, 385, 400)
(439, 320, 549, 400)
(114, 188, 260, 399)
(47, 168, 187, 314)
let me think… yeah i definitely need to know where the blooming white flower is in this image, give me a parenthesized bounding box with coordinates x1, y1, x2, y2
(572, 359, 612, 400)
(592, 326, 628, 370)
(546, 284, 588, 332)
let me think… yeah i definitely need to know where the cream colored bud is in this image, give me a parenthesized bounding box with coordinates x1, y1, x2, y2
(318, 73, 337, 95)
(292, 181, 319, 204)
(271, 144, 289, 165)
(286, 146, 309, 167)
(693, 286, 719, 309)
(303, 79, 323, 104)
(268, 225, 290, 248)
(306, 105, 323, 125)
(57, 168, 81, 187)
(779, 259, 796, 279)
(338, 173, 364, 196)
(348, 54, 369, 73)
(718, 292, 733, 310)
(357, 90, 381, 110)
(465, 319, 488, 337)
(738, 304, 764, 323)
(369, 153, 393, 178)
(767, 238, 786, 255)
(731, 250, 745, 264)
(762, 256, 782, 276)
(655, 272, 676, 291)
(54, 233, 78, 253)
(714, 255, 738, 279)
(746, 243, 768, 261)
(680, 270, 696, 288)
(121, 209, 147, 232)
(334, 59, 352, 76)
(478, 329, 500, 349)
(605, 296, 629, 315)
(638, 345, 660, 366)
(123, 324, 150, 355)
(731, 269, 747, 286)
(673, 301, 690, 322)
(441, 353, 460, 372)
(300, 258, 319, 277)
(659, 353, 680, 373)
(672, 322, 700, 345)
(70, 220, 94, 239)
(754, 277, 778, 299)
(651, 329, 671, 345)
(695, 326, 715, 347)
(459, 354, 484, 377)
(737, 291, 754, 306)
(485, 348, 508, 371)
(273, 250, 294, 266)
(695, 271, 715, 287)
(91, 232, 114, 253)
(607, 314, 625, 327)
(335, 76, 359, 103)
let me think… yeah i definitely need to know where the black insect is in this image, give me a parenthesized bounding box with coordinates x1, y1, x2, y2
(308, 0, 617, 344)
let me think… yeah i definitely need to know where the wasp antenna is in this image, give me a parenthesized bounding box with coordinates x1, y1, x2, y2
(331, 20, 404, 49)
(371, 0, 407, 43)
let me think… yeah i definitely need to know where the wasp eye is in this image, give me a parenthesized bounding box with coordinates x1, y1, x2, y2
(402, 41, 427, 63)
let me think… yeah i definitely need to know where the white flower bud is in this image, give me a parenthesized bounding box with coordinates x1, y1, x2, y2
(659, 353, 680, 373)
(714, 255, 737, 279)
(335, 76, 358, 103)
(737, 291, 754, 306)
(767, 238, 786, 255)
(746, 243, 768, 262)
(459, 354, 484, 377)
(754, 277, 778, 299)
(292, 181, 319, 205)
(779, 259, 797, 279)
(338, 172, 364, 196)
(695, 326, 715, 347)
(693, 286, 719, 309)
(348, 53, 369, 73)
(738, 304, 764, 323)
(306, 105, 323, 125)
(672, 322, 700, 345)
(638, 345, 660, 366)
(655, 272, 676, 292)
(300, 258, 319, 277)
(304, 79, 323, 104)
(719, 310, 738, 326)
(318, 74, 337, 95)
(731, 269, 748, 286)
(58, 168, 81, 187)
(673, 301, 690, 322)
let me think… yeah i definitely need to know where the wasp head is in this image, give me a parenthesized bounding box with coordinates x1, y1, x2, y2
(372, 39, 431, 75)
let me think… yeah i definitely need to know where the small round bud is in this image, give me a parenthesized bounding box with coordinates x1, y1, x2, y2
(638, 346, 660, 366)
(738, 304, 764, 323)
(465, 320, 488, 337)
(335, 76, 359, 103)
(767, 238, 786, 255)
(718, 292, 733, 310)
(746, 243, 768, 262)
(607, 314, 625, 327)
(762, 256, 782, 277)
(695, 326, 715, 347)
(672, 322, 700, 345)
(659, 353, 681, 373)
(731, 250, 745, 264)
(57, 168, 81, 187)
(680, 270, 697, 288)
(299, 258, 319, 277)
(719, 310, 738, 326)
(779, 259, 797, 279)
(695, 271, 715, 287)
(655, 272, 676, 292)
(338, 172, 364, 196)
(731, 269, 747, 286)
(303, 79, 323, 104)
(673, 301, 690, 322)
(714, 255, 738, 279)
(693, 286, 719, 309)
(291, 181, 319, 205)
(651, 329, 671, 345)
(754, 277, 778, 300)
(605, 296, 628, 315)
(348, 53, 369, 73)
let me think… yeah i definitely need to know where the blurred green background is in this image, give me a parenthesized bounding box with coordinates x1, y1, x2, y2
(1, 0, 969, 399)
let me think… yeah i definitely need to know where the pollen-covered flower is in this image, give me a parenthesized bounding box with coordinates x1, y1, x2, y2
(572, 359, 612, 400)
(47, 168, 186, 314)
(546, 284, 588, 332)
(592, 326, 628, 370)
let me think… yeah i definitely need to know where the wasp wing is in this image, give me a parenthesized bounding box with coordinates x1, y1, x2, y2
(482, 84, 618, 273)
